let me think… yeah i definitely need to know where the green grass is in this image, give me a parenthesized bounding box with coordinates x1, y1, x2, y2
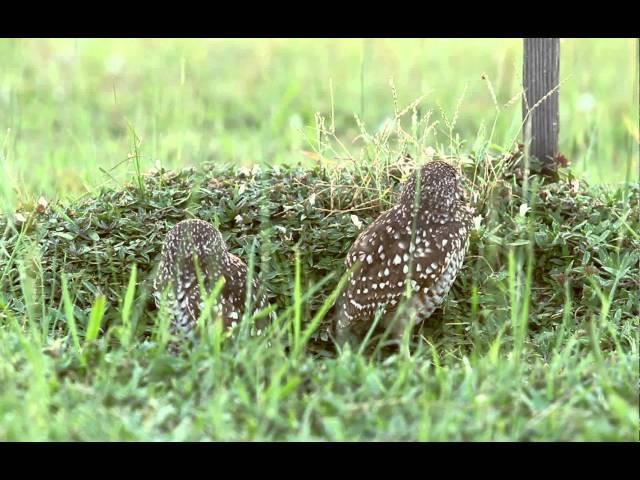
(1, 157, 638, 440)
(0, 38, 638, 441)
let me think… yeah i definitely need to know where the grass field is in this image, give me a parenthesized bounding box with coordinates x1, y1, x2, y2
(0, 38, 638, 441)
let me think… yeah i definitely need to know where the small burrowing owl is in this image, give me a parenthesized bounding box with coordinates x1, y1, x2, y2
(333, 160, 473, 346)
(154, 219, 271, 343)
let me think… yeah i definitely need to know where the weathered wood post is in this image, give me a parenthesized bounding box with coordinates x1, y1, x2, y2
(523, 38, 560, 178)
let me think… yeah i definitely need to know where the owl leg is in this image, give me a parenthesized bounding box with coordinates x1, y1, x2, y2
(167, 339, 182, 355)
(332, 295, 364, 351)
(381, 300, 421, 348)
(250, 292, 273, 338)
(333, 314, 358, 350)
(165, 321, 188, 354)
(379, 312, 407, 348)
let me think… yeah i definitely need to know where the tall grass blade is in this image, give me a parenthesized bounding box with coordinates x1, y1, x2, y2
(61, 273, 84, 365)
(85, 294, 106, 344)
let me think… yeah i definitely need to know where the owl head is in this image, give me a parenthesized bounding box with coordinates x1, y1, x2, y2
(400, 161, 466, 212)
(155, 219, 227, 288)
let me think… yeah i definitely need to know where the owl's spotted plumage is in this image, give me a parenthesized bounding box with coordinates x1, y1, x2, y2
(153, 219, 271, 342)
(334, 160, 473, 345)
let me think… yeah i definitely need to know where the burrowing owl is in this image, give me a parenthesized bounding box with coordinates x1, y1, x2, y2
(154, 219, 271, 342)
(333, 160, 473, 346)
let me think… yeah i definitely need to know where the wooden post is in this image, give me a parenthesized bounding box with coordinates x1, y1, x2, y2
(523, 38, 560, 177)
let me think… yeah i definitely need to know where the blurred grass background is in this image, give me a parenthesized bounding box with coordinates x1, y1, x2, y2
(0, 38, 638, 211)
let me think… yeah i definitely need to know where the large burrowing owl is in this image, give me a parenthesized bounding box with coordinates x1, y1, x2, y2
(153, 219, 271, 343)
(333, 160, 473, 346)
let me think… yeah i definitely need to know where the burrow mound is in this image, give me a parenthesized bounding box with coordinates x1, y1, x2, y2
(1, 158, 638, 346)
